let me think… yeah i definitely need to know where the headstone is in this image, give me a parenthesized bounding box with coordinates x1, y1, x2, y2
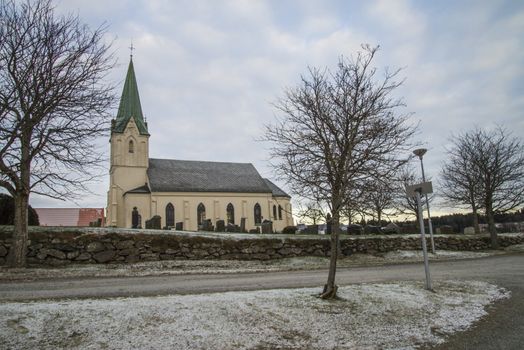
(261, 220, 273, 234)
(382, 222, 400, 234)
(201, 219, 214, 232)
(132, 207, 139, 229)
(463, 226, 475, 235)
(249, 227, 260, 234)
(216, 220, 225, 232)
(364, 225, 381, 235)
(145, 215, 161, 230)
(303, 224, 319, 234)
(240, 217, 246, 233)
(175, 222, 184, 231)
(227, 223, 240, 232)
(347, 224, 363, 235)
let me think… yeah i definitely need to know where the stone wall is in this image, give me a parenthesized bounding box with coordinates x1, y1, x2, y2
(0, 226, 523, 266)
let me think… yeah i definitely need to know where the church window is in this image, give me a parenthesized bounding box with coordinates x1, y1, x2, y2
(278, 205, 283, 220)
(128, 140, 134, 153)
(273, 205, 277, 220)
(226, 203, 235, 224)
(197, 203, 206, 226)
(254, 203, 261, 224)
(165, 203, 175, 227)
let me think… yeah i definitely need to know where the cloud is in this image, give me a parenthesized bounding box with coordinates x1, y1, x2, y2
(30, 0, 524, 216)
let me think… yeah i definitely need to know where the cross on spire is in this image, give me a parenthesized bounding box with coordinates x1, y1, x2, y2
(129, 41, 135, 58)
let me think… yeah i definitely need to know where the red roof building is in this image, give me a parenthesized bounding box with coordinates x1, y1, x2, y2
(35, 208, 105, 227)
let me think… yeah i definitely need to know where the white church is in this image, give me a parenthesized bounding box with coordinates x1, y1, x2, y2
(106, 58, 293, 232)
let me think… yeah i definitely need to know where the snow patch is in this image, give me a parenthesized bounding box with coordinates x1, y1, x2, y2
(0, 280, 510, 349)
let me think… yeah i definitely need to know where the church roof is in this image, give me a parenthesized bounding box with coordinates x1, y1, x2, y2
(125, 183, 151, 195)
(113, 59, 149, 135)
(148, 158, 279, 194)
(263, 178, 291, 198)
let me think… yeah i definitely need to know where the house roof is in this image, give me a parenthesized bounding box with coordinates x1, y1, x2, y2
(34, 208, 105, 227)
(263, 178, 291, 198)
(112, 59, 149, 135)
(147, 158, 274, 194)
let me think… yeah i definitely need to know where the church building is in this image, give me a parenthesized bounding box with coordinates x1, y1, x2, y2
(106, 58, 293, 232)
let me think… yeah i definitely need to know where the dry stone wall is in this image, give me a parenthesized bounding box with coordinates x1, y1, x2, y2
(0, 226, 522, 266)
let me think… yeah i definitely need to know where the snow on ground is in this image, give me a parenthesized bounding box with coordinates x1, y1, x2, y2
(505, 244, 524, 253)
(0, 280, 509, 350)
(0, 249, 502, 282)
(383, 250, 492, 260)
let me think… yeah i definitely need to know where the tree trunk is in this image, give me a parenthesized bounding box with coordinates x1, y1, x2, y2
(6, 192, 29, 267)
(485, 201, 498, 249)
(321, 210, 340, 299)
(472, 206, 480, 234)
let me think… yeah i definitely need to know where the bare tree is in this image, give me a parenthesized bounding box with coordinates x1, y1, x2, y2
(296, 201, 326, 225)
(263, 45, 417, 298)
(360, 178, 397, 224)
(0, 0, 115, 267)
(440, 134, 483, 233)
(454, 127, 524, 248)
(395, 165, 434, 226)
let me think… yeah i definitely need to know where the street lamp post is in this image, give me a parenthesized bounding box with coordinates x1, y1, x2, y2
(413, 148, 436, 254)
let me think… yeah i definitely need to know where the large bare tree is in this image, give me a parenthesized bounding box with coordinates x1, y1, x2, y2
(440, 134, 483, 233)
(448, 127, 524, 248)
(263, 45, 417, 298)
(0, 0, 115, 267)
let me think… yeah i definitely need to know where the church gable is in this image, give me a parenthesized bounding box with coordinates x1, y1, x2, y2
(147, 158, 272, 193)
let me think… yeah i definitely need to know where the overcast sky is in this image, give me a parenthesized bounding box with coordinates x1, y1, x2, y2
(30, 0, 524, 216)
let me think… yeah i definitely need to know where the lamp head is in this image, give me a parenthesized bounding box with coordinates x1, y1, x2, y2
(413, 148, 427, 159)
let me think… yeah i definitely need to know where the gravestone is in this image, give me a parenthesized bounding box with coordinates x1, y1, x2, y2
(227, 223, 240, 232)
(463, 226, 475, 235)
(201, 219, 214, 232)
(303, 224, 318, 235)
(240, 217, 246, 233)
(175, 222, 184, 231)
(145, 215, 161, 230)
(261, 220, 273, 234)
(216, 220, 225, 232)
(132, 207, 139, 229)
(347, 224, 363, 235)
(326, 214, 332, 235)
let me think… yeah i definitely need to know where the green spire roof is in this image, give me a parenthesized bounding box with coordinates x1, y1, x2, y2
(113, 59, 149, 135)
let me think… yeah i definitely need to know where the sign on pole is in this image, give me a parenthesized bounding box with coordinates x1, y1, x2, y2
(406, 182, 433, 291)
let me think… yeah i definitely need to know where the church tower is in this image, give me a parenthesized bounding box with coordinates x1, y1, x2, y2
(106, 58, 150, 227)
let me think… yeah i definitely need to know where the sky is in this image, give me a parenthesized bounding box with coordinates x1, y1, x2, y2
(29, 0, 524, 217)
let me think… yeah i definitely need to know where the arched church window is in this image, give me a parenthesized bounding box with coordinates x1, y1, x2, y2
(226, 203, 235, 224)
(197, 203, 206, 226)
(165, 203, 175, 227)
(278, 205, 283, 220)
(273, 205, 277, 220)
(128, 140, 134, 153)
(254, 203, 261, 224)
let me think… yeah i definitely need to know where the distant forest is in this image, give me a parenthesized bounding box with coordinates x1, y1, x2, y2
(396, 208, 524, 233)
(359, 208, 524, 234)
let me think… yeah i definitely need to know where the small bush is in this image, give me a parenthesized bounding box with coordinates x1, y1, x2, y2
(282, 226, 297, 234)
(0, 193, 39, 226)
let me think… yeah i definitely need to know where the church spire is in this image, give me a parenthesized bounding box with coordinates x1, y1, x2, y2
(112, 57, 149, 135)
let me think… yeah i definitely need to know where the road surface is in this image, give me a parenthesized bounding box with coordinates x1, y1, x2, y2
(1, 254, 523, 349)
